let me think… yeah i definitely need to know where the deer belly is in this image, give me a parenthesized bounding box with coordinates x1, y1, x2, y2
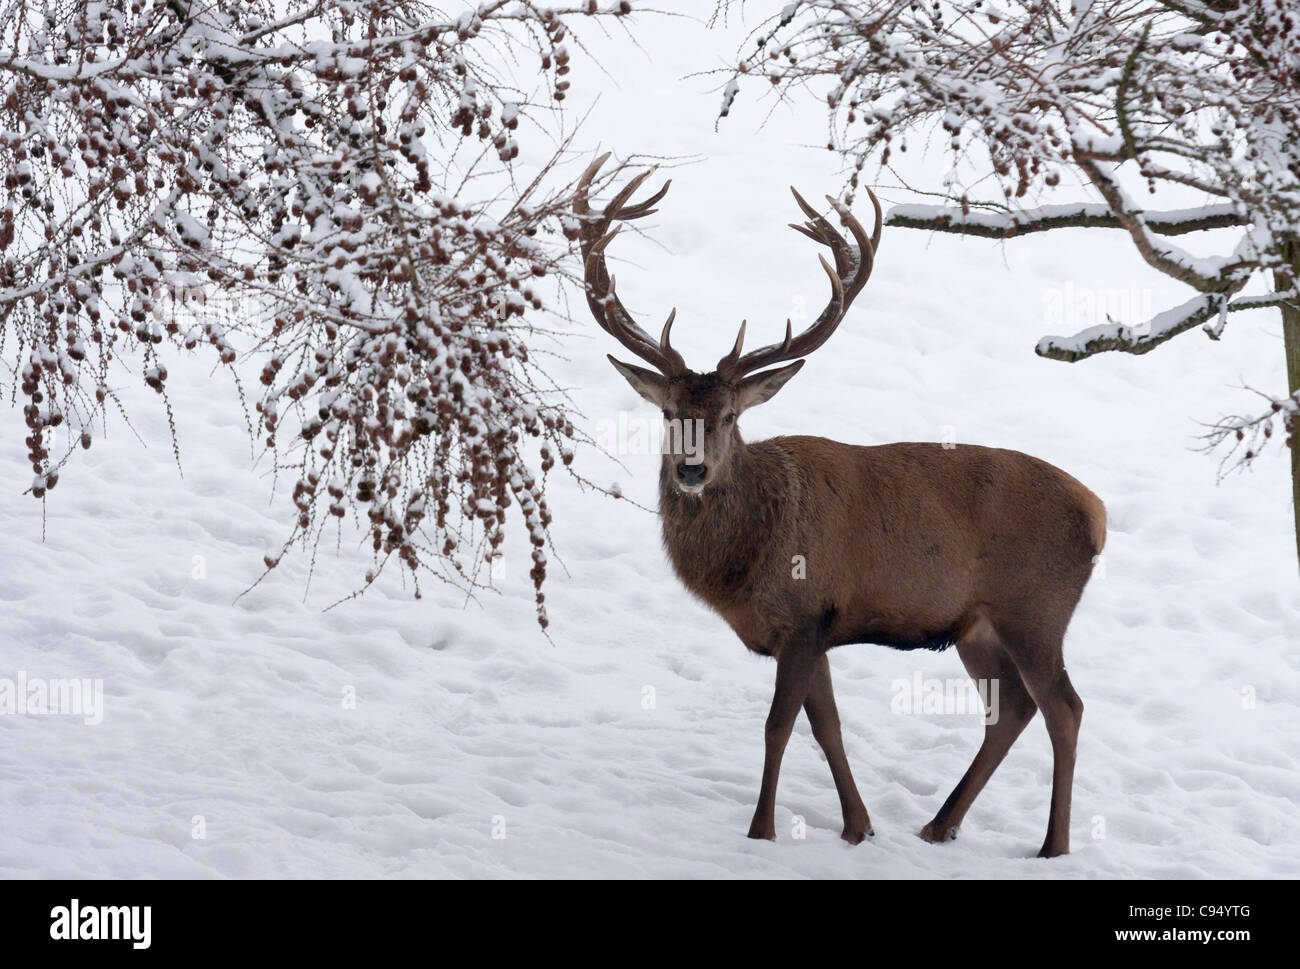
(828, 611, 961, 652)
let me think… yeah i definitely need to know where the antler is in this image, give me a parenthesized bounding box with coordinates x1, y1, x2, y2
(716, 187, 882, 380)
(573, 153, 684, 376)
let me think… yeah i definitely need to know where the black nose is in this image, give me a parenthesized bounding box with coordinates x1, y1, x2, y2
(676, 463, 707, 486)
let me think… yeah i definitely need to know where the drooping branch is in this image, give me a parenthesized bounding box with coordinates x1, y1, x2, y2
(0, 0, 644, 629)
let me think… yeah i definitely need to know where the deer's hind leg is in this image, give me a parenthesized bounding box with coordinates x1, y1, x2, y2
(920, 615, 1039, 845)
(1015, 660, 1083, 858)
(997, 611, 1085, 858)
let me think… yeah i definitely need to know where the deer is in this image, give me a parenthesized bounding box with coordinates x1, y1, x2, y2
(573, 154, 1107, 858)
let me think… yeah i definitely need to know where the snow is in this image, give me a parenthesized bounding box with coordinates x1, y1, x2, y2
(173, 211, 210, 247)
(2, 3, 1300, 879)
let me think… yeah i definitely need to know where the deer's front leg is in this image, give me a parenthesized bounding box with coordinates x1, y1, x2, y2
(747, 641, 822, 841)
(803, 653, 872, 844)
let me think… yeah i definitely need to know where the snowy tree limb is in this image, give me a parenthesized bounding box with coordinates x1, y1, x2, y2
(886, 202, 1245, 238)
(1037, 288, 1300, 361)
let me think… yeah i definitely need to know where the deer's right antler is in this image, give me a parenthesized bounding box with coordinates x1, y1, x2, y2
(573, 153, 684, 377)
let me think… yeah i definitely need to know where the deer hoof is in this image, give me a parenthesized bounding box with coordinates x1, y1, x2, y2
(841, 817, 874, 845)
(746, 823, 776, 841)
(919, 821, 959, 844)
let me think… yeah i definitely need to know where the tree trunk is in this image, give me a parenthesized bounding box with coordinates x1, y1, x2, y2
(1277, 236, 1300, 579)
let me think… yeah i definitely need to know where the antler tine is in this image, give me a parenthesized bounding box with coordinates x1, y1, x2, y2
(616, 180, 670, 221)
(790, 186, 823, 222)
(787, 222, 823, 243)
(715, 319, 749, 373)
(718, 188, 879, 381)
(573, 153, 683, 375)
(819, 253, 844, 311)
(865, 186, 883, 251)
(574, 151, 612, 218)
(605, 169, 654, 217)
(606, 171, 672, 223)
(792, 187, 856, 272)
(660, 308, 679, 359)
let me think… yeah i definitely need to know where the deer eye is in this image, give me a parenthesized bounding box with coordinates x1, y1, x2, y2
(724, 412, 736, 424)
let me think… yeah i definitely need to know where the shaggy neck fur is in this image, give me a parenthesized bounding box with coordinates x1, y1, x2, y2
(658, 436, 796, 610)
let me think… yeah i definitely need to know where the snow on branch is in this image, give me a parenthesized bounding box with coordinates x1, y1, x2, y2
(887, 202, 1245, 238)
(1037, 288, 1300, 361)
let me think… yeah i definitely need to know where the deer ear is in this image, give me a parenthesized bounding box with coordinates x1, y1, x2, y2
(608, 355, 669, 408)
(737, 360, 805, 411)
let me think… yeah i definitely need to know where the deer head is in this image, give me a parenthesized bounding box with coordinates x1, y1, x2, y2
(574, 153, 881, 494)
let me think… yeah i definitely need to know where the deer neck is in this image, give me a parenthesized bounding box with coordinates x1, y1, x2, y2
(658, 440, 786, 603)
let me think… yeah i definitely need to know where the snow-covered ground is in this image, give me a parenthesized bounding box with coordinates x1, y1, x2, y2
(2, 5, 1299, 879)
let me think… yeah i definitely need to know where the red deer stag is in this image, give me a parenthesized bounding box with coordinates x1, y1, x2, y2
(574, 154, 1106, 858)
